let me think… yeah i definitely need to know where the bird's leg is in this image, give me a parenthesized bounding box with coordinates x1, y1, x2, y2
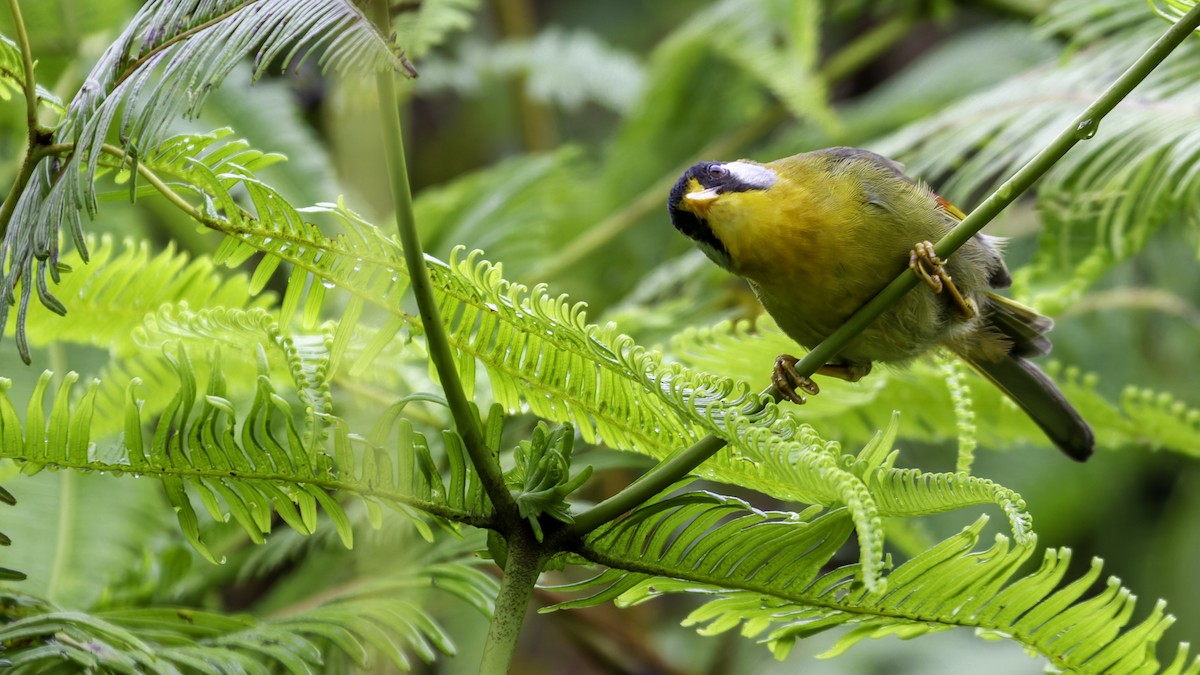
(909, 241, 975, 320)
(772, 354, 820, 404)
(815, 362, 872, 382)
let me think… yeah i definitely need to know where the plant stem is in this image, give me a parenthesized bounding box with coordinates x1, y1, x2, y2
(479, 531, 545, 674)
(570, 3, 1200, 537)
(573, 434, 728, 535)
(98, 144, 202, 219)
(0, 0, 43, 240)
(7, 0, 38, 142)
(370, 1, 519, 519)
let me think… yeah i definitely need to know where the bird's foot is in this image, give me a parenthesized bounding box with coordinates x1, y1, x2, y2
(909, 241, 975, 320)
(772, 354, 820, 404)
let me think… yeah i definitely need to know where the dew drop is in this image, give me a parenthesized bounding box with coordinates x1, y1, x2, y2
(321, 279, 336, 289)
(1075, 118, 1098, 139)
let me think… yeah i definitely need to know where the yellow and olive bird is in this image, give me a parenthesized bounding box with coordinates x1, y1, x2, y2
(668, 147, 1094, 461)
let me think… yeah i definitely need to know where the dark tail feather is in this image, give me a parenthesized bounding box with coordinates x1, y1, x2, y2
(986, 292, 1053, 357)
(965, 354, 1095, 462)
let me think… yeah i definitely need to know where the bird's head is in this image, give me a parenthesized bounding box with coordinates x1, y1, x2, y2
(667, 160, 778, 271)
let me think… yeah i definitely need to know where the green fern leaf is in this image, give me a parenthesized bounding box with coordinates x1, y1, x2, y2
(0, 559, 496, 672)
(0, 329, 491, 560)
(552, 493, 1198, 673)
(15, 233, 273, 356)
(1, 1, 401, 360)
(1156, 0, 1200, 26)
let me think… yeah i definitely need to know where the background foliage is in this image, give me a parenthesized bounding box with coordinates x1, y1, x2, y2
(2, 0, 1200, 673)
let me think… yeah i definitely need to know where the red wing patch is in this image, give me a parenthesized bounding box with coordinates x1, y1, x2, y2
(935, 194, 967, 221)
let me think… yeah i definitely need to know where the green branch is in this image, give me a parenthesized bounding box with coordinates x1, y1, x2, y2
(0, 0, 44, 240)
(571, 2, 1200, 537)
(368, 2, 520, 522)
(7, 0, 37, 141)
(478, 531, 545, 674)
(99, 144, 204, 219)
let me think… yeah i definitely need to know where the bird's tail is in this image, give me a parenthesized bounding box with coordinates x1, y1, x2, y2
(962, 353, 1094, 461)
(958, 292, 1093, 461)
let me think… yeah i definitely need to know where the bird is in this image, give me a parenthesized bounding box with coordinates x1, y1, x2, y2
(667, 146, 1094, 461)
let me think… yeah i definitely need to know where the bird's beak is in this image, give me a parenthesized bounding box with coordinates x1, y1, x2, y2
(684, 187, 721, 212)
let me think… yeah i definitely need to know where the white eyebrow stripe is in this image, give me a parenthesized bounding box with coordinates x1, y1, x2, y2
(725, 161, 777, 189)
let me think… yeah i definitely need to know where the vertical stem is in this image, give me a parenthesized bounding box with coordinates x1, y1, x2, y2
(7, 0, 39, 142)
(1, 0, 43, 239)
(479, 532, 545, 674)
(369, 0, 519, 518)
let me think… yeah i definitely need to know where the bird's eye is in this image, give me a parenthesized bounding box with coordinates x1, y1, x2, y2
(707, 164, 727, 179)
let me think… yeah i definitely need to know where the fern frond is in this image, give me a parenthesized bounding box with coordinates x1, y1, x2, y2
(14, 237, 307, 449)
(874, 0, 1200, 313)
(1, 0, 400, 358)
(0, 561, 497, 672)
(552, 493, 1198, 674)
(16, 234, 273, 356)
(0, 337, 492, 562)
(1156, 0, 1200, 26)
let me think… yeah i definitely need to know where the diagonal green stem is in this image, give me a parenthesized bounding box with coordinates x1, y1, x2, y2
(571, 3, 1200, 537)
(370, 1, 518, 521)
(573, 435, 728, 535)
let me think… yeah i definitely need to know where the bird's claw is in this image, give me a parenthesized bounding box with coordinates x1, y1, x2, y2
(909, 241, 975, 319)
(773, 354, 820, 404)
